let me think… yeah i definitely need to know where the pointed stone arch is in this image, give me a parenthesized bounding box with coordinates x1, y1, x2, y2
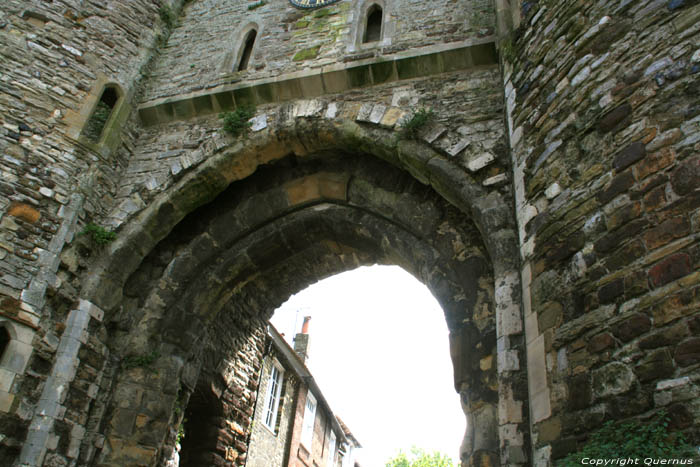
(78, 113, 527, 466)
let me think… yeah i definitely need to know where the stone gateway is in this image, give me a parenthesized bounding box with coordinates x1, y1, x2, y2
(0, 0, 698, 466)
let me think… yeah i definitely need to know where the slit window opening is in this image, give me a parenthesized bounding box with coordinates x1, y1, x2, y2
(238, 30, 257, 71)
(0, 326, 10, 361)
(363, 5, 382, 43)
(84, 86, 118, 142)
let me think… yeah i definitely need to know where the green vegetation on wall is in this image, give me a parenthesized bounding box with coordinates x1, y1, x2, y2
(557, 411, 694, 466)
(293, 45, 321, 62)
(79, 223, 117, 246)
(401, 108, 435, 139)
(159, 4, 177, 29)
(122, 350, 160, 370)
(83, 101, 112, 143)
(220, 106, 256, 138)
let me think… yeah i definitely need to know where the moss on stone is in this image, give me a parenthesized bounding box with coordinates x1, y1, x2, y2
(293, 45, 321, 62)
(313, 8, 333, 18)
(294, 19, 309, 29)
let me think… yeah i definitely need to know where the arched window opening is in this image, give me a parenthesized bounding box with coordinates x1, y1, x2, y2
(0, 326, 10, 361)
(83, 86, 119, 143)
(237, 29, 257, 71)
(363, 5, 383, 43)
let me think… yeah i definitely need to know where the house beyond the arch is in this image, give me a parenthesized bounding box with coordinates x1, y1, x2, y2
(246, 324, 362, 467)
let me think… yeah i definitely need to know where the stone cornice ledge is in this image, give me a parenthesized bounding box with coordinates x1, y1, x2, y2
(138, 37, 498, 127)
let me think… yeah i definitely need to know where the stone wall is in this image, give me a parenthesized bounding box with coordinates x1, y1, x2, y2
(173, 317, 267, 467)
(142, 0, 495, 103)
(503, 0, 700, 463)
(7, 0, 696, 465)
(0, 0, 170, 464)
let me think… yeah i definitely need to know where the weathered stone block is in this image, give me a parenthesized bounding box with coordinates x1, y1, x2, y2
(467, 152, 496, 172)
(537, 301, 562, 333)
(634, 348, 674, 382)
(192, 95, 213, 115)
(606, 202, 641, 231)
(674, 337, 700, 367)
(670, 156, 700, 195)
(346, 64, 371, 88)
(613, 141, 645, 172)
(587, 333, 615, 353)
(597, 169, 635, 205)
(213, 91, 234, 111)
(110, 409, 137, 437)
(598, 278, 624, 304)
(537, 416, 561, 443)
(379, 107, 404, 128)
(605, 239, 645, 270)
(613, 313, 651, 342)
(648, 253, 692, 288)
(592, 362, 635, 399)
(598, 102, 631, 132)
(563, 404, 607, 435)
(640, 321, 689, 350)
(636, 147, 675, 179)
(643, 217, 690, 251)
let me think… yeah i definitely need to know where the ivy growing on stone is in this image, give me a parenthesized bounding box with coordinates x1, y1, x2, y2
(220, 106, 256, 138)
(159, 4, 177, 30)
(499, 37, 516, 63)
(79, 223, 117, 246)
(557, 411, 694, 466)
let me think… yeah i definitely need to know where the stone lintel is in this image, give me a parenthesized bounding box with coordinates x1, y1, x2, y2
(138, 39, 498, 127)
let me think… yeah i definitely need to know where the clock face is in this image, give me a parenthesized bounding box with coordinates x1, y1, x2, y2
(288, 0, 341, 9)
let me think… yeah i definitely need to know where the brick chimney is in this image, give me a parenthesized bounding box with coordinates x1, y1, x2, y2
(293, 316, 311, 363)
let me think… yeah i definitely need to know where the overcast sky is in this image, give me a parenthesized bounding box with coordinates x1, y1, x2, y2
(271, 265, 464, 466)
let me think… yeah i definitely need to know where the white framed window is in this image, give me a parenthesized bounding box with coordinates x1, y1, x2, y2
(327, 430, 337, 467)
(263, 362, 284, 432)
(301, 391, 317, 448)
